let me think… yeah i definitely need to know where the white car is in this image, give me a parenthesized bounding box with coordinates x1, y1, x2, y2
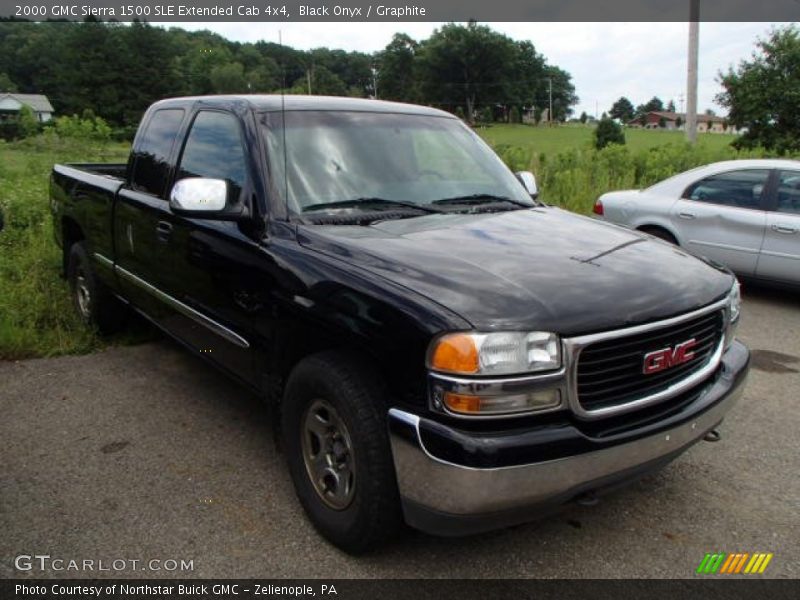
(595, 159, 800, 286)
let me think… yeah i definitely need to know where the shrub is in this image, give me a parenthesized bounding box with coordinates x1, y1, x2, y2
(47, 114, 112, 142)
(18, 106, 41, 138)
(594, 117, 625, 149)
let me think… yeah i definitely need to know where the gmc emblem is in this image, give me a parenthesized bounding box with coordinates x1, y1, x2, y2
(643, 339, 698, 374)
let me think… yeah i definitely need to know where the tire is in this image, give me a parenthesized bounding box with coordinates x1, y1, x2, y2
(640, 226, 678, 245)
(281, 351, 403, 553)
(67, 241, 127, 334)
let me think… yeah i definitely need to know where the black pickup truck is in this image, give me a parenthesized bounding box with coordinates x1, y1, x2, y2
(51, 95, 750, 552)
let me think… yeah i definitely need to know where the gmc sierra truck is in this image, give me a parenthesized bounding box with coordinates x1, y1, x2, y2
(51, 96, 750, 553)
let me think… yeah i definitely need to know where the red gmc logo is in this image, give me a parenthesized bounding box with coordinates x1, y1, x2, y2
(643, 339, 698, 374)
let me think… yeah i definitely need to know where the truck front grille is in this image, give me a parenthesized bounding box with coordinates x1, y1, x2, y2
(576, 309, 724, 412)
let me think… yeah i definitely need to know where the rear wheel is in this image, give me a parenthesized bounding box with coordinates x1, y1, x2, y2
(67, 242, 127, 334)
(281, 351, 403, 553)
(639, 226, 678, 245)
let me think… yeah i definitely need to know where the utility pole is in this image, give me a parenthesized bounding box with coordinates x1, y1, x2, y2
(686, 0, 699, 143)
(306, 68, 312, 95)
(548, 77, 553, 125)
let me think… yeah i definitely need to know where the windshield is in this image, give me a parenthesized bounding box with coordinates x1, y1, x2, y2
(260, 110, 534, 216)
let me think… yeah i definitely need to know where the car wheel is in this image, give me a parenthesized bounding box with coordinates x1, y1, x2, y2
(640, 227, 678, 245)
(67, 242, 127, 334)
(281, 351, 403, 553)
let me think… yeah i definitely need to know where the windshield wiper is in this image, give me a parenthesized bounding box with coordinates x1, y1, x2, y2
(303, 197, 443, 214)
(431, 194, 533, 208)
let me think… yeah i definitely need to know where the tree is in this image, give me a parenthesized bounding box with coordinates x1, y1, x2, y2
(17, 105, 39, 137)
(658, 116, 667, 128)
(717, 25, 800, 152)
(0, 72, 18, 92)
(376, 33, 419, 102)
(667, 99, 676, 112)
(210, 62, 248, 93)
(508, 40, 547, 119)
(579, 111, 588, 124)
(594, 116, 625, 149)
(417, 23, 518, 122)
(643, 96, 664, 112)
(609, 96, 634, 122)
(704, 108, 717, 117)
(543, 65, 578, 121)
(676, 116, 683, 129)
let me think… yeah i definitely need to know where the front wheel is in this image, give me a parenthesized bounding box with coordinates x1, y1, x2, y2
(281, 351, 403, 553)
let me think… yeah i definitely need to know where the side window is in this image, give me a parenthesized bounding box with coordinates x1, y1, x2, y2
(776, 170, 800, 215)
(130, 109, 184, 196)
(177, 111, 247, 202)
(683, 169, 770, 210)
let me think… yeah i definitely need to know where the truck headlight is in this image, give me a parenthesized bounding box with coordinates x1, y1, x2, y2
(427, 331, 561, 376)
(728, 280, 741, 322)
(724, 280, 741, 349)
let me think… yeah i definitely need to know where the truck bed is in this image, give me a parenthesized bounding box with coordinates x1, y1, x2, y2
(65, 162, 128, 181)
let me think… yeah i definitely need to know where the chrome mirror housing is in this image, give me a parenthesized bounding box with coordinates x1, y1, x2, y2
(515, 171, 538, 199)
(169, 178, 228, 214)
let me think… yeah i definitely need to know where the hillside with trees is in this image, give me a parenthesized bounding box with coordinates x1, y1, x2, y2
(0, 19, 577, 131)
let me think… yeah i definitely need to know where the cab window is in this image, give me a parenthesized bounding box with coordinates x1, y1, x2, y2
(176, 111, 247, 203)
(776, 170, 800, 215)
(683, 169, 770, 210)
(130, 109, 185, 197)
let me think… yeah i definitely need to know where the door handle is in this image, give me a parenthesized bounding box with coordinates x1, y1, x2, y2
(678, 212, 696, 220)
(771, 224, 798, 234)
(156, 221, 173, 242)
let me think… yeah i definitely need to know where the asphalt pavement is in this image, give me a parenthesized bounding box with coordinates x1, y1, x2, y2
(1, 284, 798, 578)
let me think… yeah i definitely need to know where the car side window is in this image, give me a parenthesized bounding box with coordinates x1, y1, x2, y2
(776, 170, 800, 215)
(176, 111, 247, 203)
(682, 169, 770, 210)
(130, 109, 185, 197)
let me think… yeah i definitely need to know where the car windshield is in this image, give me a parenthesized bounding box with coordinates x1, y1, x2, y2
(260, 110, 534, 216)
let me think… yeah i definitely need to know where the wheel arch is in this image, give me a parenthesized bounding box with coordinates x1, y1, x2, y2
(61, 216, 85, 277)
(633, 220, 681, 245)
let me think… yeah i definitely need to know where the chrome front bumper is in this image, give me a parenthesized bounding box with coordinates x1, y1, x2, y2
(389, 340, 749, 535)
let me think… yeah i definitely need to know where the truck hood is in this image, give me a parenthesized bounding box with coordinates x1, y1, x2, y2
(297, 207, 733, 335)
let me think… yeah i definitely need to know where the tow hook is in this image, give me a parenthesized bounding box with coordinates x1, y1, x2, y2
(704, 429, 722, 443)
(575, 491, 599, 507)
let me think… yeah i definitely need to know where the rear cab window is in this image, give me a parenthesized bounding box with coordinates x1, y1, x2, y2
(130, 108, 185, 197)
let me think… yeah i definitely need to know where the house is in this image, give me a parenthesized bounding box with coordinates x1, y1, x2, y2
(627, 111, 735, 134)
(0, 93, 54, 123)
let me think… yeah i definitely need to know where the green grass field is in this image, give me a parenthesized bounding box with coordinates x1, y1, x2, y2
(0, 137, 136, 359)
(0, 127, 786, 359)
(478, 123, 736, 156)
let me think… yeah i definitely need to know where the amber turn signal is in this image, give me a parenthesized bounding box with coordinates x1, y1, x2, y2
(443, 392, 482, 414)
(429, 333, 479, 374)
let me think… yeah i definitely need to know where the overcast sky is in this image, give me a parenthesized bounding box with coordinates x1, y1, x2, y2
(158, 21, 785, 117)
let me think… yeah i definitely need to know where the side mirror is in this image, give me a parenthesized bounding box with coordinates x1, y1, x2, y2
(169, 178, 228, 216)
(516, 171, 538, 199)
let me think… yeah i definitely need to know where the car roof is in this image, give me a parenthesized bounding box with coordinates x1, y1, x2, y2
(647, 158, 800, 194)
(149, 95, 456, 118)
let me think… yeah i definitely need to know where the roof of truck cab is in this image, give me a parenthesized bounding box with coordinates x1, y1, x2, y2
(149, 95, 455, 118)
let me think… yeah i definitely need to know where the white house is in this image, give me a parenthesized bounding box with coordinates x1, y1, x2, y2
(0, 93, 54, 122)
